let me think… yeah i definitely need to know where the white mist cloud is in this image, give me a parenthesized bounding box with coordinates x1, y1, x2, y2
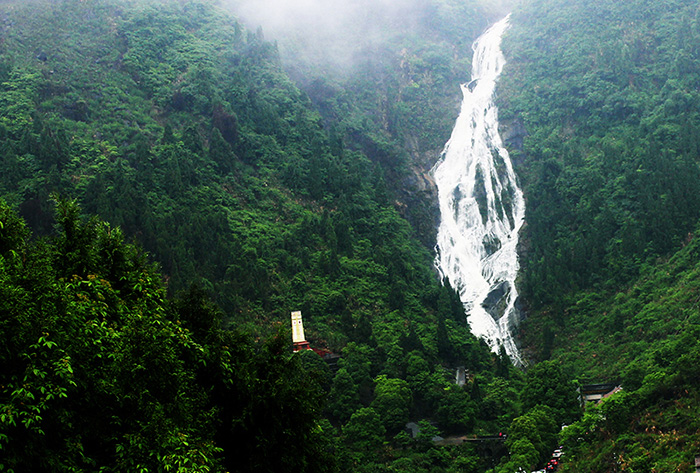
(224, 0, 517, 76)
(230, 0, 408, 34)
(226, 0, 426, 73)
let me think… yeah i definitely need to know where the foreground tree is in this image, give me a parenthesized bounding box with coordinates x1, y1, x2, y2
(0, 199, 335, 472)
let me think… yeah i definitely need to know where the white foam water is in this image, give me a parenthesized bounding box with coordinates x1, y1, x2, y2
(433, 16, 525, 365)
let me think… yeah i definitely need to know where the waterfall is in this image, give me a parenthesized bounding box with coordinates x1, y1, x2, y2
(433, 16, 525, 365)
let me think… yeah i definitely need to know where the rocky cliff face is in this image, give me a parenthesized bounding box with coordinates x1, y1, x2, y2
(398, 135, 442, 249)
(499, 117, 527, 164)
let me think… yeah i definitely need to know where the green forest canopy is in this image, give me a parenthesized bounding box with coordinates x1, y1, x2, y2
(1, 0, 700, 471)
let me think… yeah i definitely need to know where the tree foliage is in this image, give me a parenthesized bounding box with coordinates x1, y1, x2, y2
(0, 200, 334, 472)
(500, 0, 700, 306)
(497, 0, 700, 470)
(0, 1, 528, 471)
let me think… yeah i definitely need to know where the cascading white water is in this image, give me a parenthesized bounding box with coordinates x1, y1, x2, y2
(433, 15, 525, 365)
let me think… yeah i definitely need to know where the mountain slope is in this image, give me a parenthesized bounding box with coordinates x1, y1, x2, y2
(0, 1, 534, 471)
(499, 0, 700, 308)
(0, 198, 334, 472)
(495, 0, 700, 470)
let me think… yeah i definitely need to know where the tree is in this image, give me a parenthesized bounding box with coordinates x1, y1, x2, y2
(343, 407, 386, 464)
(521, 360, 580, 425)
(505, 405, 559, 468)
(328, 368, 362, 423)
(435, 385, 476, 433)
(338, 343, 374, 405)
(0, 201, 337, 472)
(0, 201, 28, 254)
(209, 127, 236, 174)
(371, 375, 412, 433)
(0, 199, 220, 471)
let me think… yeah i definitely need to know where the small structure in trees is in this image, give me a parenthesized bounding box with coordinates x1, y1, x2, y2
(290, 311, 340, 369)
(291, 311, 311, 352)
(455, 366, 467, 386)
(578, 383, 621, 407)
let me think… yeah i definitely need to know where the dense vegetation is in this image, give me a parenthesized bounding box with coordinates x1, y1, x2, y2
(497, 0, 700, 470)
(500, 0, 700, 307)
(0, 0, 567, 471)
(0, 198, 333, 472)
(4, 0, 700, 471)
(261, 0, 501, 246)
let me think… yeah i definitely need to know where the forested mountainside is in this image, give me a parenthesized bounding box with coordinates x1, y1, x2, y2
(232, 0, 503, 246)
(501, 0, 700, 308)
(498, 0, 700, 470)
(0, 199, 334, 472)
(0, 0, 469, 341)
(0, 0, 557, 471)
(2, 0, 700, 471)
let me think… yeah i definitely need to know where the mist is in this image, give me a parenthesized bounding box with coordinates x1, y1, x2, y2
(226, 0, 517, 77)
(227, 0, 430, 74)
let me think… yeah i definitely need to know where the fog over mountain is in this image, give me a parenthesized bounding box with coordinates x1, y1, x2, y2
(226, 0, 427, 73)
(226, 0, 514, 75)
